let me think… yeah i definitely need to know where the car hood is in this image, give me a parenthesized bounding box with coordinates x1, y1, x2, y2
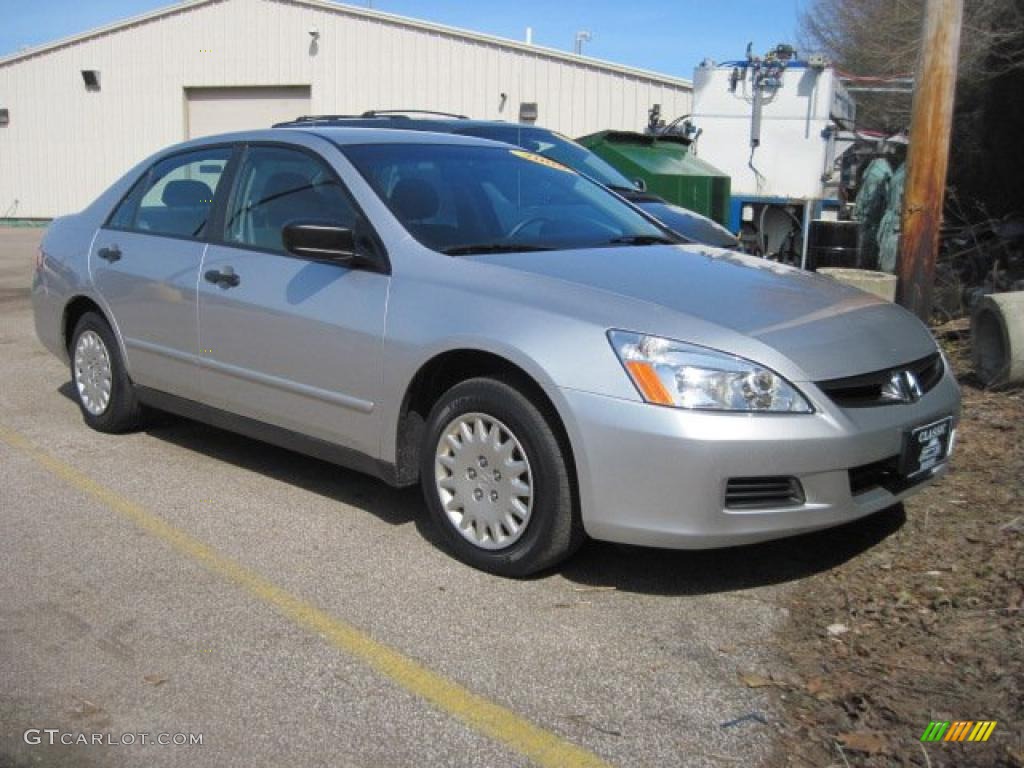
(473, 245, 938, 381)
(635, 201, 740, 248)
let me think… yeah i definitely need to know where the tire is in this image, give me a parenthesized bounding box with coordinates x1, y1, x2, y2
(420, 377, 584, 577)
(69, 312, 145, 433)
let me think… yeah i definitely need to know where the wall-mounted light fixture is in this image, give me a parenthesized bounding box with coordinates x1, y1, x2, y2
(519, 102, 538, 124)
(0, 108, 9, 126)
(81, 70, 101, 90)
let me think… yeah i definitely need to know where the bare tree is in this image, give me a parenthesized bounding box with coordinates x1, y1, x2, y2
(799, 0, 1024, 215)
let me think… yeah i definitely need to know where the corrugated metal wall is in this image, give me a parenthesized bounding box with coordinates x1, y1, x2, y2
(0, 0, 692, 217)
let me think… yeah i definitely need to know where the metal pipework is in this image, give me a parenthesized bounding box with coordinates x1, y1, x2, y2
(750, 84, 763, 148)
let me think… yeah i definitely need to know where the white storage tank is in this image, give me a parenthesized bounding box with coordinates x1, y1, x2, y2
(687, 46, 857, 264)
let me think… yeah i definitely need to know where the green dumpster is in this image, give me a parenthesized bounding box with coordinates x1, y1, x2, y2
(576, 131, 731, 226)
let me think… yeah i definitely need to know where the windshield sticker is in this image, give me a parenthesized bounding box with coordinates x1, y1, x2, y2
(509, 149, 573, 174)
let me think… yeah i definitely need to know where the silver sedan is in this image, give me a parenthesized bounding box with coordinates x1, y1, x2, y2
(32, 128, 960, 576)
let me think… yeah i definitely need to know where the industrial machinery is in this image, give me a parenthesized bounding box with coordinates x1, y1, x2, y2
(686, 44, 859, 268)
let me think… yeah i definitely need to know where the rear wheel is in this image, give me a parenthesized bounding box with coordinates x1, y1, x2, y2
(70, 312, 145, 433)
(420, 377, 583, 577)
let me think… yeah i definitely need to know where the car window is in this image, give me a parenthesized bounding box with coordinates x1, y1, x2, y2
(224, 145, 358, 253)
(110, 148, 231, 238)
(344, 143, 671, 254)
(454, 126, 635, 190)
(107, 172, 150, 230)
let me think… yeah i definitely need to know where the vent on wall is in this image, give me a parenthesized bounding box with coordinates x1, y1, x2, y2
(81, 70, 101, 90)
(0, 108, 8, 126)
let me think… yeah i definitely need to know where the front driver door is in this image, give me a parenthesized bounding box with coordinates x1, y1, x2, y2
(197, 143, 389, 459)
(92, 146, 232, 400)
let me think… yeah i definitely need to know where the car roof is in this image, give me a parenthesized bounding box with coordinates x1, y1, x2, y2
(274, 115, 551, 136)
(281, 126, 509, 146)
(162, 126, 511, 156)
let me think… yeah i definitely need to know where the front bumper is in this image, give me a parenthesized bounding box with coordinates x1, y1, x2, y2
(561, 368, 961, 548)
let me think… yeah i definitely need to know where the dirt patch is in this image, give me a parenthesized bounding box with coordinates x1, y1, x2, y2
(767, 332, 1023, 767)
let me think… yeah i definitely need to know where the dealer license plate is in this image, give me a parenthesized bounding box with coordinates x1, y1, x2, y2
(900, 416, 954, 479)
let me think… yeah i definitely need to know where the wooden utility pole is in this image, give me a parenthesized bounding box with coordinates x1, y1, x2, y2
(896, 0, 963, 321)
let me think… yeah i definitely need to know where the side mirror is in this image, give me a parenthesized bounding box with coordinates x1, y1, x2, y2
(633, 178, 647, 192)
(282, 221, 357, 263)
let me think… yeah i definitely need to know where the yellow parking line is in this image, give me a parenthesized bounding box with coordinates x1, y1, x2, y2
(0, 424, 611, 768)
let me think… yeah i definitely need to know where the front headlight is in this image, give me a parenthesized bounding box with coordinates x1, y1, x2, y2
(608, 330, 813, 413)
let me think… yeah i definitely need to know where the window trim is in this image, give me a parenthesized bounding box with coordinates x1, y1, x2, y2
(210, 140, 390, 274)
(101, 142, 237, 243)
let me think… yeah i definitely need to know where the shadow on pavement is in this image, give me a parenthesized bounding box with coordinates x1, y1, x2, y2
(560, 504, 906, 596)
(148, 416, 427, 530)
(60, 382, 426, 531)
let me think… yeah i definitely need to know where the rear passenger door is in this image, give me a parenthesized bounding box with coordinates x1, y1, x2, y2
(92, 146, 232, 400)
(197, 143, 389, 459)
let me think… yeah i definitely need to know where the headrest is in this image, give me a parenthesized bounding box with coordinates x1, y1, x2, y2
(389, 177, 440, 222)
(161, 179, 213, 208)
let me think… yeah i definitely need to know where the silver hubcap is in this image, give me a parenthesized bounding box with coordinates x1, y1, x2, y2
(434, 412, 534, 550)
(73, 330, 113, 416)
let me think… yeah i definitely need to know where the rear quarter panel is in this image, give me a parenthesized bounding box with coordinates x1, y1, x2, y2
(34, 215, 100, 361)
(33, 156, 154, 364)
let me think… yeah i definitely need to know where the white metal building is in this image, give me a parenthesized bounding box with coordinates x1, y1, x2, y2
(0, 0, 693, 218)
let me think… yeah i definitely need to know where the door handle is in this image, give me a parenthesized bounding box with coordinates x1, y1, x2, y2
(204, 266, 240, 288)
(97, 246, 122, 263)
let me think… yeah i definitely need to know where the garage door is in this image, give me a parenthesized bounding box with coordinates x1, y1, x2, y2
(185, 86, 312, 138)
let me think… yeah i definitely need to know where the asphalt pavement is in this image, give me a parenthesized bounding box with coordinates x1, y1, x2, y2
(0, 225, 890, 767)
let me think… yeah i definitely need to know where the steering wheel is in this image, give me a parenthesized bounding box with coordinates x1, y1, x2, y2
(506, 216, 556, 240)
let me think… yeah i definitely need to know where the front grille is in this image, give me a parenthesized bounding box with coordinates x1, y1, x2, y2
(725, 476, 805, 510)
(817, 353, 944, 408)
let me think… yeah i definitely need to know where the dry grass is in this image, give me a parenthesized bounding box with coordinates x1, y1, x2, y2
(768, 333, 1023, 767)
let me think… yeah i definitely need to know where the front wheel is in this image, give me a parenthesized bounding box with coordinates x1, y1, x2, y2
(420, 377, 583, 577)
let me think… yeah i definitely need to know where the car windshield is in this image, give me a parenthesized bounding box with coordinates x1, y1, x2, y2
(453, 126, 635, 190)
(343, 144, 675, 254)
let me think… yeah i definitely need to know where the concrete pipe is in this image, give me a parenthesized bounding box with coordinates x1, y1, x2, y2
(971, 291, 1024, 387)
